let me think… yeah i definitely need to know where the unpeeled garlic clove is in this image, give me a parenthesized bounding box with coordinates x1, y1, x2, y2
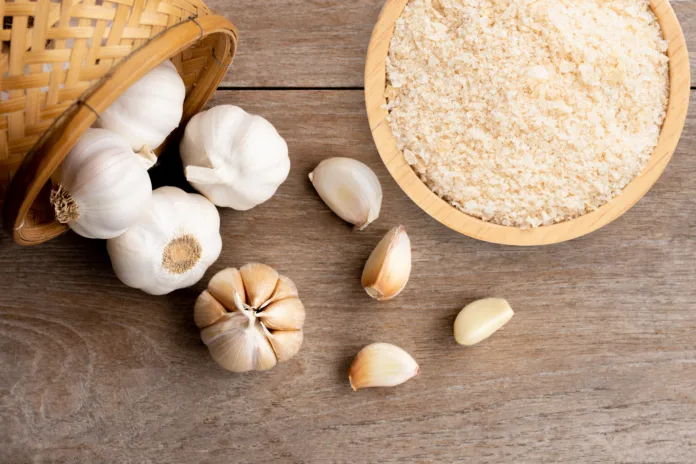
(309, 157, 382, 230)
(454, 298, 514, 346)
(258, 298, 306, 330)
(264, 328, 304, 362)
(194, 290, 228, 329)
(240, 263, 279, 308)
(362, 226, 411, 301)
(348, 343, 419, 391)
(200, 312, 278, 373)
(266, 274, 299, 305)
(208, 268, 246, 311)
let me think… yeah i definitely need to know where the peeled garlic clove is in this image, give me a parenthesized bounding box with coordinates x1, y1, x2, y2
(208, 268, 246, 310)
(258, 298, 306, 330)
(194, 290, 228, 329)
(265, 328, 304, 362)
(240, 263, 279, 308)
(454, 298, 514, 346)
(348, 343, 419, 391)
(309, 157, 382, 230)
(362, 226, 412, 301)
(201, 313, 277, 373)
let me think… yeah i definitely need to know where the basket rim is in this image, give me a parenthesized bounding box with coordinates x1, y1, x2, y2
(3, 14, 238, 245)
(364, 0, 690, 246)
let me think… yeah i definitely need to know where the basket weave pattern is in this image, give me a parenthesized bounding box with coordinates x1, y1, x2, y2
(0, 0, 216, 210)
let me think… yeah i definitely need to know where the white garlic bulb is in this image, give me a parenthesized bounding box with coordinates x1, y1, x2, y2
(309, 157, 382, 230)
(106, 187, 222, 295)
(97, 60, 185, 152)
(180, 105, 290, 210)
(195, 264, 306, 373)
(50, 128, 156, 239)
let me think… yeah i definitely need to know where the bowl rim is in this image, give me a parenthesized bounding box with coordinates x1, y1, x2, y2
(365, 0, 690, 246)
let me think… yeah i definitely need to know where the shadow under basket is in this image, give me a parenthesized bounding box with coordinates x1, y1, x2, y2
(0, 0, 238, 245)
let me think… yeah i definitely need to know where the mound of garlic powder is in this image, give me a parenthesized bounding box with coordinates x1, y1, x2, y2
(386, 0, 670, 228)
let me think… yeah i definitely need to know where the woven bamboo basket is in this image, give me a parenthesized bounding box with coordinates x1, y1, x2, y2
(0, 0, 238, 245)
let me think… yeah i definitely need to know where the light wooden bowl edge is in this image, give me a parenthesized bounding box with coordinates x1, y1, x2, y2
(365, 0, 690, 246)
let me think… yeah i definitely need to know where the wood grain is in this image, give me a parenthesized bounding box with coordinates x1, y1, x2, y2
(365, 0, 690, 246)
(1, 90, 695, 463)
(213, 0, 696, 87)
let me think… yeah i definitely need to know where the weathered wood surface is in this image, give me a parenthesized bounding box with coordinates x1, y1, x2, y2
(212, 0, 696, 87)
(1, 90, 695, 463)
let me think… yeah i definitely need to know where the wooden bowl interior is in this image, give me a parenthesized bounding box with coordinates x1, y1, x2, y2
(365, 0, 690, 246)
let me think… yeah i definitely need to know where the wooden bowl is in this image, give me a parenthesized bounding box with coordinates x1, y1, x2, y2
(0, 0, 237, 245)
(365, 0, 690, 246)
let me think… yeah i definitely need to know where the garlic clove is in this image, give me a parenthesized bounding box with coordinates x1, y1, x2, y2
(257, 297, 306, 330)
(201, 313, 277, 373)
(309, 157, 383, 230)
(208, 268, 246, 311)
(194, 290, 228, 329)
(240, 263, 279, 308)
(265, 274, 299, 306)
(265, 328, 304, 362)
(362, 226, 412, 301)
(348, 343, 419, 391)
(454, 298, 514, 346)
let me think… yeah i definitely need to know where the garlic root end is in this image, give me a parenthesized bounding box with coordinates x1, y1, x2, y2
(50, 184, 79, 223)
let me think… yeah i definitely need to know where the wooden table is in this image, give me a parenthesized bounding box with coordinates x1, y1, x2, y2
(2, 1, 696, 462)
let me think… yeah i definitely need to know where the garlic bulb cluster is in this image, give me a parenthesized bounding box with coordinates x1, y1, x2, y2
(194, 263, 306, 372)
(362, 226, 412, 301)
(454, 298, 514, 346)
(180, 105, 290, 210)
(349, 343, 419, 391)
(309, 157, 382, 230)
(50, 128, 156, 239)
(98, 60, 185, 152)
(107, 187, 222, 295)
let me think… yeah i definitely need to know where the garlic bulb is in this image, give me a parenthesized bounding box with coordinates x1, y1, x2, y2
(454, 298, 514, 346)
(194, 264, 306, 373)
(180, 105, 290, 210)
(349, 343, 419, 391)
(97, 60, 185, 152)
(50, 128, 156, 239)
(362, 226, 411, 301)
(107, 187, 222, 295)
(309, 157, 382, 230)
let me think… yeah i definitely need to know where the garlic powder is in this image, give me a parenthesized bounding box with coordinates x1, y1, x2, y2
(386, 0, 670, 228)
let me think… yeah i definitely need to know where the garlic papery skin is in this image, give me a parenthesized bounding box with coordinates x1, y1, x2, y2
(180, 105, 290, 210)
(97, 60, 185, 152)
(309, 157, 382, 230)
(454, 298, 514, 346)
(195, 264, 306, 373)
(50, 128, 156, 239)
(362, 225, 411, 301)
(106, 187, 222, 296)
(349, 343, 419, 391)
